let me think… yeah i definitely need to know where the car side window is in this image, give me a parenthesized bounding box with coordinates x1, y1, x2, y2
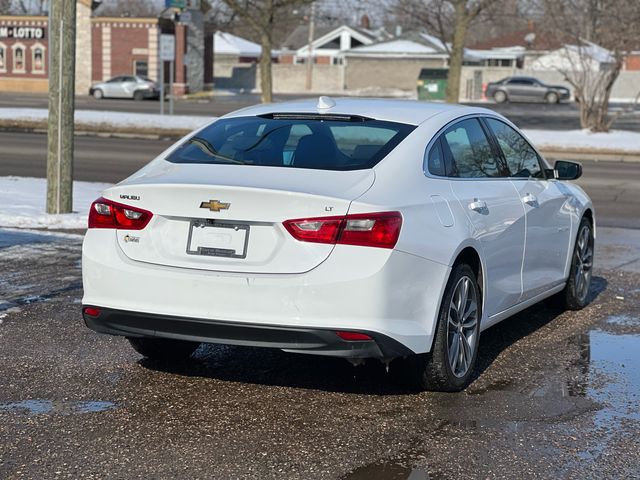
(484, 118, 543, 179)
(426, 137, 447, 176)
(440, 118, 509, 178)
(508, 78, 532, 86)
(107, 76, 123, 83)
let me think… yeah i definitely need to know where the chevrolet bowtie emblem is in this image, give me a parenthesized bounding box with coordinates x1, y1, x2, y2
(200, 200, 230, 212)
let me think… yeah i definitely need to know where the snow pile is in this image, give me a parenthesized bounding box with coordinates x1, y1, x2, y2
(0, 108, 214, 131)
(343, 87, 417, 99)
(523, 129, 640, 152)
(0, 177, 112, 229)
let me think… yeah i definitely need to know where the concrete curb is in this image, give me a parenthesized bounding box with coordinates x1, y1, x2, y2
(2, 120, 640, 162)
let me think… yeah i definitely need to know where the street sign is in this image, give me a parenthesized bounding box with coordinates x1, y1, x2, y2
(160, 34, 175, 62)
(164, 0, 200, 10)
(165, 0, 186, 8)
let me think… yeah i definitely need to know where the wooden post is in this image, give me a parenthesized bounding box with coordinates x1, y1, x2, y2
(305, 1, 315, 91)
(47, 0, 76, 214)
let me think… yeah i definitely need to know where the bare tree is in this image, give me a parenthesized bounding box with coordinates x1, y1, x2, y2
(0, 0, 12, 14)
(542, 0, 640, 132)
(220, 0, 313, 103)
(13, 0, 48, 14)
(393, 0, 503, 103)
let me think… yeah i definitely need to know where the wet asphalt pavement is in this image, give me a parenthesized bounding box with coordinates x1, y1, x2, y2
(0, 227, 639, 479)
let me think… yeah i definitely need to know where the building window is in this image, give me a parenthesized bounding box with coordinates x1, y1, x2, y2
(0, 43, 6, 72)
(486, 58, 513, 67)
(32, 43, 46, 74)
(12, 44, 26, 73)
(134, 60, 148, 77)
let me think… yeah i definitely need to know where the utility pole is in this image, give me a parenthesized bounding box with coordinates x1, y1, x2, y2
(47, 0, 76, 214)
(305, 1, 315, 91)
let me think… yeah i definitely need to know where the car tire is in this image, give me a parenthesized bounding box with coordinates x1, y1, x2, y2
(395, 263, 481, 392)
(127, 337, 200, 361)
(133, 90, 145, 101)
(546, 92, 559, 104)
(93, 89, 104, 100)
(493, 91, 507, 103)
(558, 217, 594, 310)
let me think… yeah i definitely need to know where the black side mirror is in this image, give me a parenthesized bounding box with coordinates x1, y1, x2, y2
(554, 160, 582, 180)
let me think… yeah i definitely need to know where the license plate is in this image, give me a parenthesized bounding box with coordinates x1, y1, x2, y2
(186, 220, 250, 259)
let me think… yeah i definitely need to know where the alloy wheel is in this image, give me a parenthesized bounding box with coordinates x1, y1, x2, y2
(447, 276, 478, 378)
(574, 224, 593, 302)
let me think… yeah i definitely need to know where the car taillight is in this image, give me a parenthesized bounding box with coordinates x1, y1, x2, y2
(283, 211, 402, 249)
(88, 197, 152, 230)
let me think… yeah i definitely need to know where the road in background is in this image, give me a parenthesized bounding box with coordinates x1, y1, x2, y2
(0, 131, 170, 183)
(1, 92, 640, 131)
(0, 130, 637, 229)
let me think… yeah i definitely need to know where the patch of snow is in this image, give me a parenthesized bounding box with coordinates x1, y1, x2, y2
(214, 31, 262, 58)
(348, 39, 439, 55)
(418, 32, 447, 52)
(0, 177, 112, 229)
(0, 108, 214, 131)
(522, 129, 640, 152)
(342, 87, 417, 99)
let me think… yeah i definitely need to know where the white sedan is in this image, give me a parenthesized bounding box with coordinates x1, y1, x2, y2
(82, 98, 594, 391)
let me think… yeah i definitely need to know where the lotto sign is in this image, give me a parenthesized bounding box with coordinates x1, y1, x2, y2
(0, 26, 46, 40)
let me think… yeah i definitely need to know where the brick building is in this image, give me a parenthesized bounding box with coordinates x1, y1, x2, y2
(0, 1, 206, 95)
(0, 15, 52, 92)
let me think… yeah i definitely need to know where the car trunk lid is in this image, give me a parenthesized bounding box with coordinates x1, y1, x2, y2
(107, 163, 375, 274)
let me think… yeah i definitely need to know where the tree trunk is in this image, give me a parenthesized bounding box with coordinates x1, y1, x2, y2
(445, 4, 469, 104)
(259, 34, 273, 103)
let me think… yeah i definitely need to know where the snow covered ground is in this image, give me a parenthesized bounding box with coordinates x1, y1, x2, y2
(0, 108, 213, 131)
(523, 129, 640, 152)
(0, 177, 111, 229)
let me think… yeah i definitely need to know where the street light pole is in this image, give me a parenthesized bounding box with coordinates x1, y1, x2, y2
(46, 0, 76, 214)
(305, 1, 315, 91)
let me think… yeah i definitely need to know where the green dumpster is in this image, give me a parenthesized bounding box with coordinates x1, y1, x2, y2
(417, 68, 448, 101)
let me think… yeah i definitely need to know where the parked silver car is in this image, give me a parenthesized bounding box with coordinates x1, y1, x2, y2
(89, 75, 159, 101)
(486, 76, 571, 104)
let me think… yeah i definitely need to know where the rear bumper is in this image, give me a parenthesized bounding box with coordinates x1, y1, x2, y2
(83, 307, 414, 359)
(82, 229, 450, 356)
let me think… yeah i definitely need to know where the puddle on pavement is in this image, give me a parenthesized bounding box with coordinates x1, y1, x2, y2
(583, 330, 640, 423)
(605, 314, 639, 327)
(343, 461, 430, 480)
(344, 325, 640, 479)
(0, 400, 118, 415)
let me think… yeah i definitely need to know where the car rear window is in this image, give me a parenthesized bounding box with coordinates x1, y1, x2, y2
(166, 115, 415, 170)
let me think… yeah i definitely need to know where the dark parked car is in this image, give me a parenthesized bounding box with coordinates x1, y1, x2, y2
(485, 76, 571, 104)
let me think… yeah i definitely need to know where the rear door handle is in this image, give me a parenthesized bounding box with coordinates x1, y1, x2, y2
(468, 200, 487, 212)
(522, 193, 538, 206)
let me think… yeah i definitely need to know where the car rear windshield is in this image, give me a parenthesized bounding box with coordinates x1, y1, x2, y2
(166, 114, 415, 171)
